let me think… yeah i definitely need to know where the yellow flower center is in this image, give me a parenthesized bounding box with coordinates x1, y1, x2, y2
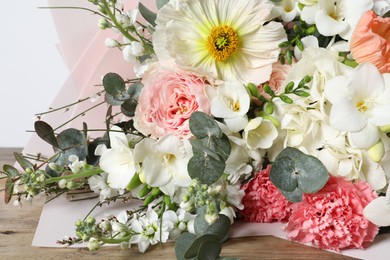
(356, 101, 368, 112)
(206, 25, 239, 62)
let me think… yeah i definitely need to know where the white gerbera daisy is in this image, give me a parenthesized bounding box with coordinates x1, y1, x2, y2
(153, 0, 287, 85)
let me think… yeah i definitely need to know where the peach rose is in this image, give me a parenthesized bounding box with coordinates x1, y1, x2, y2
(350, 10, 390, 73)
(133, 66, 211, 139)
(258, 62, 291, 98)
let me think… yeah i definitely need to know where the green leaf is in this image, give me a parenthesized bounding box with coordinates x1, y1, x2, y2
(138, 2, 157, 26)
(280, 187, 302, 202)
(263, 84, 275, 97)
(280, 95, 293, 104)
(197, 240, 222, 260)
(13, 152, 34, 171)
(104, 93, 124, 106)
(295, 155, 329, 193)
(102, 73, 126, 97)
(126, 173, 142, 191)
(3, 165, 19, 178)
(205, 214, 231, 241)
(4, 178, 14, 204)
(270, 147, 329, 197)
(189, 112, 222, 139)
(34, 121, 59, 148)
(269, 156, 298, 192)
(156, 0, 169, 9)
(194, 206, 209, 236)
(175, 232, 197, 260)
(190, 139, 221, 161)
(121, 98, 137, 117)
(184, 234, 220, 259)
(57, 129, 88, 159)
(188, 153, 225, 185)
(209, 135, 231, 162)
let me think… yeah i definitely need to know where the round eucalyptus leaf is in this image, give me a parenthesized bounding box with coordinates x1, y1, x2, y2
(269, 156, 298, 192)
(194, 206, 208, 236)
(295, 155, 329, 193)
(175, 232, 196, 260)
(105, 93, 124, 106)
(184, 234, 219, 259)
(280, 187, 303, 202)
(188, 153, 225, 185)
(205, 214, 231, 241)
(121, 99, 138, 117)
(189, 112, 222, 139)
(197, 240, 222, 260)
(14, 152, 34, 171)
(128, 82, 143, 98)
(102, 73, 126, 97)
(57, 128, 88, 161)
(209, 135, 231, 162)
(190, 139, 220, 161)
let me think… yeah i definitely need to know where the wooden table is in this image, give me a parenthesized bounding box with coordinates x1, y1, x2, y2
(0, 147, 357, 259)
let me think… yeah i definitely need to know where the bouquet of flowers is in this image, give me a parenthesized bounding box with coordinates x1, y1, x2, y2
(3, 0, 390, 258)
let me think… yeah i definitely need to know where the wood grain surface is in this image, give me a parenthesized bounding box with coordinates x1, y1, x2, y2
(0, 148, 358, 259)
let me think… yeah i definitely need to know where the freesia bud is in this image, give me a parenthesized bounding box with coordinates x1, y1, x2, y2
(367, 140, 385, 163)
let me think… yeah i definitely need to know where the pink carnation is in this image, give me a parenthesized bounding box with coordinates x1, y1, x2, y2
(240, 165, 292, 223)
(134, 67, 211, 139)
(285, 176, 379, 251)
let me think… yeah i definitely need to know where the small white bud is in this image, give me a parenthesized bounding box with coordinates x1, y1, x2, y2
(105, 38, 119, 48)
(58, 179, 67, 189)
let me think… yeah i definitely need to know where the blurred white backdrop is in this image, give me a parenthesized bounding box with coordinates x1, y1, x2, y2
(0, 1, 100, 147)
(0, 1, 68, 147)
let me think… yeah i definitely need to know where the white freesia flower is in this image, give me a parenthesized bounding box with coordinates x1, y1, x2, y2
(130, 210, 172, 253)
(88, 172, 124, 201)
(68, 155, 86, 174)
(273, 0, 299, 22)
(154, 0, 286, 84)
(243, 117, 278, 149)
(210, 81, 250, 132)
(374, 0, 390, 15)
(325, 63, 390, 149)
(300, 0, 373, 39)
(97, 126, 138, 189)
(364, 184, 390, 226)
(134, 135, 192, 196)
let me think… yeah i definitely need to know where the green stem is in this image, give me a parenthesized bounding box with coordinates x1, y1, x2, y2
(100, 235, 132, 244)
(45, 168, 103, 184)
(38, 6, 108, 19)
(101, 0, 138, 42)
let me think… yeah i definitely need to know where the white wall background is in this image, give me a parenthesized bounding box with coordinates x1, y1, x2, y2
(0, 1, 77, 147)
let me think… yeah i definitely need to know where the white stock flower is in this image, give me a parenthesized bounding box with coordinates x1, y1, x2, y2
(68, 155, 86, 173)
(130, 210, 171, 253)
(163, 209, 196, 240)
(154, 0, 286, 84)
(243, 117, 278, 149)
(97, 126, 138, 189)
(210, 81, 250, 132)
(134, 135, 192, 196)
(325, 63, 390, 149)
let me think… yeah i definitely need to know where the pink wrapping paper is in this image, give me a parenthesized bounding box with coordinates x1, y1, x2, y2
(25, 1, 390, 259)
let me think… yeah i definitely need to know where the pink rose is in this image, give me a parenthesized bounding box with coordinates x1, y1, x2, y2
(134, 66, 211, 139)
(285, 176, 379, 251)
(258, 62, 291, 99)
(240, 165, 292, 223)
(350, 10, 390, 73)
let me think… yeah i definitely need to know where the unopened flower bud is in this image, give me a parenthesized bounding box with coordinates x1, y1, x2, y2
(88, 238, 101, 251)
(367, 140, 385, 163)
(205, 213, 218, 224)
(105, 38, 119, 48)
(58, 179, 67, 189)
(379, 124, 390, 133)
(98, 18, 111, 29)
